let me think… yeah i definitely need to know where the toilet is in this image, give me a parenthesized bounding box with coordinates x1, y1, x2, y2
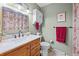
(40, 42, 50, 56)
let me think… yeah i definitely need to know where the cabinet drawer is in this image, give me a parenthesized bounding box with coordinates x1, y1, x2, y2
(6, 46, 27, 56)
(31, 39, 40, 49)
(34, 51, 40, 56)
(31, 45, 40, 56)
(5, 43, 30, 56)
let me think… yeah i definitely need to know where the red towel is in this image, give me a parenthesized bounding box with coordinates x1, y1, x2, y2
(35, 21, 40, 31)
(56, 27, 67, 43)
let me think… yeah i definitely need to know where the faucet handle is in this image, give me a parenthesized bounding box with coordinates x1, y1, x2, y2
(14, 35, 16, 38)
(22, 34, 24, 37)
(18, 33, 20, 37)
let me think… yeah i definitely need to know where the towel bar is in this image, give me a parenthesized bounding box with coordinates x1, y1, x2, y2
(53, 26, 73, 28)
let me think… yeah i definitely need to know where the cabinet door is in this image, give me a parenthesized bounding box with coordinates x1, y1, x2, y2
(31, 39, 40, 49)
(6, 44, 30, 56)
(31, 45, 40, 56)
(30, 39, 40, 56)
(34, 51, 40, 56)
(25, 44, 30, 56)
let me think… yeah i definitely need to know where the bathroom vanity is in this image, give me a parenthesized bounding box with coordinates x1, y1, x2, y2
(0, 35, 40, 56)
(0, 5, 41, 56)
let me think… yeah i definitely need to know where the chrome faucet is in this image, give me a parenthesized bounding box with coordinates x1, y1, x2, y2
(18, 30, 24, 37)
(14, 30, 24, 38)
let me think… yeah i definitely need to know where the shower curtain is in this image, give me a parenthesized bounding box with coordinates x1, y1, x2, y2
(73, 3, 79, 56)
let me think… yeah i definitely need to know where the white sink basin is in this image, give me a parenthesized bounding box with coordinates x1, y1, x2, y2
(0, 34, 41, 53)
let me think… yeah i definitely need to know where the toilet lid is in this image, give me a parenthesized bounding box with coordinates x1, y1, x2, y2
(41, 42, 50, 46)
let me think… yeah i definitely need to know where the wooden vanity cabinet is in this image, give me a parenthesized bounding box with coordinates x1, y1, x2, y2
(3, 43, 30, 56)
(0, 38, 40, 56)
(30, 38, 40, 56)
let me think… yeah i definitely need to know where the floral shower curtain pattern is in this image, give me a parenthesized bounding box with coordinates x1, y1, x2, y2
(73, 3, 79, 56)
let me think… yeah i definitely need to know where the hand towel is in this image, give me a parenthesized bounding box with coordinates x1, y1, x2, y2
(56, 27, 67, 43)
(35, 21, 40, 31)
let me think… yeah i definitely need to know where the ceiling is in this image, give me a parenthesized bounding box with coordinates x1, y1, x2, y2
(37, 3, 51, 7)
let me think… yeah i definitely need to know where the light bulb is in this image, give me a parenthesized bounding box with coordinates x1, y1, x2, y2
(26, 9, 30, 14)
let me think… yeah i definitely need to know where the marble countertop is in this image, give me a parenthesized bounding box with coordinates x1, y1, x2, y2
(0, 34, 41, 54)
